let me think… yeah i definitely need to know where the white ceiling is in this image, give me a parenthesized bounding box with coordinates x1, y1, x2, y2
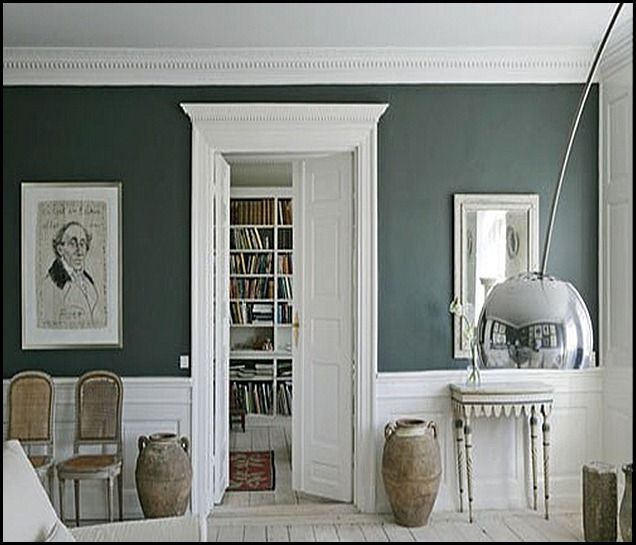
(3, 3, 632, 49)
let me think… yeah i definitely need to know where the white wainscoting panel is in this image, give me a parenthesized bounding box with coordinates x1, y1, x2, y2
(3, 376, 192, 521)
(376, 369, 603, 514)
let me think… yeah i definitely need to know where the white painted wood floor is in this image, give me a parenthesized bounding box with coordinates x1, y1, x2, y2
(208, 510, 585, 542)
(220, 415, 336, 508)
(211, 418, 586, 542)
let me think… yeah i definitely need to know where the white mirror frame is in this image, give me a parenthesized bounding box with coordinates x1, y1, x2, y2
(453, 193, 539, 358)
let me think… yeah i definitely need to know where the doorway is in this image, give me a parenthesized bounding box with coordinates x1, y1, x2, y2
(219, 153, 355, 508)
(182, 102, 387, 516)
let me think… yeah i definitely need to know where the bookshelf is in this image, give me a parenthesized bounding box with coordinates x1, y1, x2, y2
(229, 191, 293, 418)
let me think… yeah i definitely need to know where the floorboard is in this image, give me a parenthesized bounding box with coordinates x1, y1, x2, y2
(211, 419, 584, 542)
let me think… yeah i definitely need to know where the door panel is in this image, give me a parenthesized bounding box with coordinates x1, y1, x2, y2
(601, 64, 633, 466)
(214, 153, 231, 503)
(294, 153, 353, 502)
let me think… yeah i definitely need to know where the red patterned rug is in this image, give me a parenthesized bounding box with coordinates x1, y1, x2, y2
(228, 450, 275, 491)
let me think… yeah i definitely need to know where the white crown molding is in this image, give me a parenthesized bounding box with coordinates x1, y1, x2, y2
(600, 18, 633, 77)
(3, 46, 595, 86)
(181, 103, 388, 124)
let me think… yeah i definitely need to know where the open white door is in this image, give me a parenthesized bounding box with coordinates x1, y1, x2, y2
(293, 153, 353, 502)
(213, 153, 231, 503)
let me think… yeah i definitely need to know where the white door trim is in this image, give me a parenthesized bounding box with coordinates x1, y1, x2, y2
(182, 103, 388, 514)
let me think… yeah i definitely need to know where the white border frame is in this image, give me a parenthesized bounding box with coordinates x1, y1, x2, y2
(21, 181, 123, 349)
(453, 193, 539, 358)
(181, 103, 388, 515)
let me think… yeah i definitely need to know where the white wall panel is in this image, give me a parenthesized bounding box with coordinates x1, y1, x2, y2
(376, 369, 603, 514)
(3, 377, 192, 521)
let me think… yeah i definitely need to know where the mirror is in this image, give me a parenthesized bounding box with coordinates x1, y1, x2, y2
(453, 194, 539, 358)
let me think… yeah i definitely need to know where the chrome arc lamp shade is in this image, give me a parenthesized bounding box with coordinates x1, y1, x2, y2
(477, 272, 593, 369)
(476, 4, 623, 370)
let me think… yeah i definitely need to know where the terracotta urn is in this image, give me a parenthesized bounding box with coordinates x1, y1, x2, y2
(382, 418, 442, 527)
(135, 432, 192, 518)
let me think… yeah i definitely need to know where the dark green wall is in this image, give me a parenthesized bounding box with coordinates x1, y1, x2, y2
(2, 85, 598, 377)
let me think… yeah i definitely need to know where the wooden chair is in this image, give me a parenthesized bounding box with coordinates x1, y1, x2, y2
(56, 370, 123, 526)
(7, 371, 56, 504)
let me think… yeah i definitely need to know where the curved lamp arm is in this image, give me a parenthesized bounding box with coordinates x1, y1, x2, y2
(541, 3, 624, 274)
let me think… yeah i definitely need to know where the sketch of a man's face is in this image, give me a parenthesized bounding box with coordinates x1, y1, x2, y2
(54, 222, 91, 272)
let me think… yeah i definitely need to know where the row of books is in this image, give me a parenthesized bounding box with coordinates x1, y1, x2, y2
(278, 229, 293, 250)
(278, 254, 293, 274)
(230, 302, 274, 324)
(230, 227, 273, 250)
(278, 199, 293, 226)
(230, 253, 273, 275)
(229, 361, 274, 380)
(277, 359, 292, 378)
(231, 382, 273, 415)
(231, 199, 276, 225)
(277, 382, 293, 416)
(229, 279, 275, 300)
(278, 277, 293, 300)
(277, 303, 293, 324)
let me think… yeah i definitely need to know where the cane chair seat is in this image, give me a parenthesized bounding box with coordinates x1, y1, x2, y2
(57, 370, 124, 527)
(28, 455, 53, 469)
(57, 454, 121, 474)
(7, 371, 56, 505)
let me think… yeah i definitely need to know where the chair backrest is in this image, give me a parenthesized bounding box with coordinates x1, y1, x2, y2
(7, 371, 55, 451)
(74, 370, 123, 455)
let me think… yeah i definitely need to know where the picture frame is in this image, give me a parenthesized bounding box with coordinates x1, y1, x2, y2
(453, 193, 539, 358)
(21, 182, 122, 349)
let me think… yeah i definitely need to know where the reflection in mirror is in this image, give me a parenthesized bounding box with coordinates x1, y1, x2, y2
(454, 194, 539, 358)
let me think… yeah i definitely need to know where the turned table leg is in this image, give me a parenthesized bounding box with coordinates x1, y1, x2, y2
(542, 407, 551, 520)
(530, 408, 539, 511)
(453, 410, 466, 513)
(463, 415, 474, 523)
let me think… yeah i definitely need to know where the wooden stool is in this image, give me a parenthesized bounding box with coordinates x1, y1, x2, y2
(229, 408, 245, 432)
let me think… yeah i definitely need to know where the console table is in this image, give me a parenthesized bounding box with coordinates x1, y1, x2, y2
(449, 382, 554, 522)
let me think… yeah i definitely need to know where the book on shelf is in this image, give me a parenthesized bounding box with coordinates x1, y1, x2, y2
(229, 278, 274, 299)
(231, 253, 273, 275)
(277, 228, 293, 250)
(278, 254, 293, 274)
(231, 199, 275, 225)
(230, 227, 273, 250)
(277, 277, 293, 300)
(277, 199, 293, 225)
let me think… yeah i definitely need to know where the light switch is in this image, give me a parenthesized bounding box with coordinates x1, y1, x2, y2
(179, 355, 190, 369)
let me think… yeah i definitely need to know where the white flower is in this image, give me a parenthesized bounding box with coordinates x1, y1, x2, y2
(449, 296, 476, 348)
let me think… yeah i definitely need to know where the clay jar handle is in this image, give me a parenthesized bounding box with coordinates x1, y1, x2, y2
(384, 421, 397, 441)
(138, 435, 148, 453)
(427, 421, 438, 439)
(180, 436, 190, 455)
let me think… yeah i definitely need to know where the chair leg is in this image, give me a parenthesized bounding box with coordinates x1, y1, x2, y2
(107, 477, 114, 523)
(58, 478, 65, 525)
(74, 480, 80, 527)
(117, 472, 123, 521)
(48, 470, 56, 513)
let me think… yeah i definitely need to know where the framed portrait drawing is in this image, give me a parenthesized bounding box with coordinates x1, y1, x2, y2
(22, 182, 122, 349)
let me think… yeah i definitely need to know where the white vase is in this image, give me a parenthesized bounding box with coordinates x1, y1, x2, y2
(466, 343, 481, 386)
